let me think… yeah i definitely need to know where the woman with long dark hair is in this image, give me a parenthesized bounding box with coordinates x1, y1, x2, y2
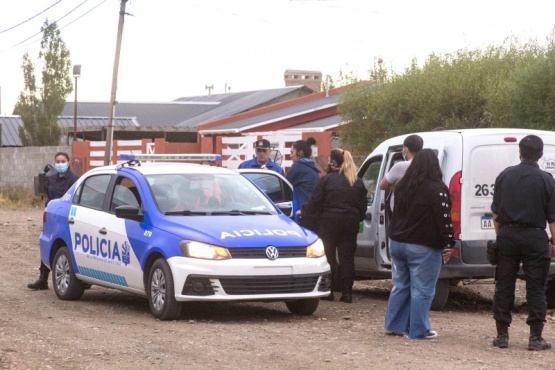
(301, 148, 367, 302)
(384, 149, 454, 339)
(287, 137, 320, 231)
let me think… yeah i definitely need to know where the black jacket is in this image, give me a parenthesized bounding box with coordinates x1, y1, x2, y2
(302, 170, 367, 221)
(389, 179, 455, 250)
(46, 169, 79, 206)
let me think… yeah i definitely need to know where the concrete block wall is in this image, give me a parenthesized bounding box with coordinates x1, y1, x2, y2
(0, 146, 71, 188)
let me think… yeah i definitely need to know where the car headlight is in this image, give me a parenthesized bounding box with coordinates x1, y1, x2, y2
(180, 241, 231, 260)
(306, 238, 325, 258)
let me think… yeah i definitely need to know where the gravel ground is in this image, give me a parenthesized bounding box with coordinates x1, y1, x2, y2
(1, 208, 554, 369)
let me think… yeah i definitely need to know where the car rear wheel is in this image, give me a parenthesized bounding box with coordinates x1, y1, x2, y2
(52, 246, 85, 300)
(430, 278, 449, 311)
(148, 258, 182, 320)
(285, 298, 320, 315)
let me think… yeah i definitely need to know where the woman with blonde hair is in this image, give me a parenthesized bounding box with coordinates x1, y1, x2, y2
(301, 148, 367, 302)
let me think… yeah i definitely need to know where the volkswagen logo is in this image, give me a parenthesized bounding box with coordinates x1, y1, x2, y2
(265, 246, 279, 260)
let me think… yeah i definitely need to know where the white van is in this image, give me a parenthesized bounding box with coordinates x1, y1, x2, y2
(356, 128, 555, 310)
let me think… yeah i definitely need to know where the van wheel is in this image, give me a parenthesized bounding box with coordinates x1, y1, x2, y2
(430, 279, 449, 311)
(449, 279, 461, 287)
(148, 258, 182, 320)
(546, 280, 555, 309)
(286, 298, 320, 315)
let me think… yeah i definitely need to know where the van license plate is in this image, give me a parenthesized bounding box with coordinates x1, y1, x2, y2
(481, 216, 494, 229)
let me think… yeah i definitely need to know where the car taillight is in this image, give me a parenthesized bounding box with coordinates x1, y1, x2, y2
(448, 171, 462, 240)
(42, 210, 47, 223)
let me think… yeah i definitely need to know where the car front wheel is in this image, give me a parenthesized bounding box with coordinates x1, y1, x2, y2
(148, 258, 182, 320)
(285, 298, 320, 315)
(52, 246, 85, 300)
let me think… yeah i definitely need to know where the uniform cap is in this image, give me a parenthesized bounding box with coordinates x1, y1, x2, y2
(255, 139, 271, 149)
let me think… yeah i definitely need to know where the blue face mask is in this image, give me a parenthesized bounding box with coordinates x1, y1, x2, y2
(55, 163, 68, 173)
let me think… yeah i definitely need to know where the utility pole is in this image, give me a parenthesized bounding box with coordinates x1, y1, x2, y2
(205, 84, 214, 95)
(104, 0, 128, 165)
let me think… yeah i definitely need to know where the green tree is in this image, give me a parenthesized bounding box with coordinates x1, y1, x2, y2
(15, 19, 72, 146)
(339, 40, 551, 154)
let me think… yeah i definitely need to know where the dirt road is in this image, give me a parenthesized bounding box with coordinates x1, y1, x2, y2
(1, 208, 554, 369)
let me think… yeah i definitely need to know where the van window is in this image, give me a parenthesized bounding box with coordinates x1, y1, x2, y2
(359, 157, 383, 205)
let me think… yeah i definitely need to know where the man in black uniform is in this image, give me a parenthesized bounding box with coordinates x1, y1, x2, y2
(491, 135, 555, 351)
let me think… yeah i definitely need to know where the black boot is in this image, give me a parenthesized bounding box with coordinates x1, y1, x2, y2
(529, 322, 552, 351)
(492, 321, 509, 348)
(339, 280, 353, 303)
(27, 269, 49, 290)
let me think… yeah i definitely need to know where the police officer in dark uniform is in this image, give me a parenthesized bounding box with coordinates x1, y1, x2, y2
(491, 135, 555, 351)
(28, 152, 79, 290)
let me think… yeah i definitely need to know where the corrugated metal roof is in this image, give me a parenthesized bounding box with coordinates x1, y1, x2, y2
(0, 116, 23, 147)
(279, 114, 344, 131)
(176, 86, 313, 128)
(0, 116, 139, 147)
(61, 102, 214, 127)
(198, 94, 341, 134)
(60, 87, 310, 128)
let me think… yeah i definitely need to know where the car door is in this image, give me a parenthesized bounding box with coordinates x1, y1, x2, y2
(237, 169, 294, 217)
(70, 173, 112, 279)
(355, 154, 387, 274)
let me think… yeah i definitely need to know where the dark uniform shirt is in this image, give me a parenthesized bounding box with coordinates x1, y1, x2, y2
(238, 158, 284, 175)
(491, 160, 555, 228)
(46, 169, 79, 206)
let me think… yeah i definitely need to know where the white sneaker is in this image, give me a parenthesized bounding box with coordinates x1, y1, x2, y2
(404, 331, 438, 340)
(425, 331, 438, 339)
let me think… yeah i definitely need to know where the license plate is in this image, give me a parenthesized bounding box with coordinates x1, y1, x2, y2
(481, 216, 494, 229)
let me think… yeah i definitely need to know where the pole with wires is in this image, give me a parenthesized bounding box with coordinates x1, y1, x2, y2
(104, 0, 128, 165)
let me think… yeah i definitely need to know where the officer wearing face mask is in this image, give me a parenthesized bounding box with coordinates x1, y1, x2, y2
(28, 152, 79, 290)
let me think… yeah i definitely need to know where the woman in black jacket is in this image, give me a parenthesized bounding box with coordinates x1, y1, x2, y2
(384, 149, 454, 339)
(28, 152, 79, 290)
(301, 148, 367, 303)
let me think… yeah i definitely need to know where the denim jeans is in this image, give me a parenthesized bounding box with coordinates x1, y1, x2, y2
(384, 240, 442, 339)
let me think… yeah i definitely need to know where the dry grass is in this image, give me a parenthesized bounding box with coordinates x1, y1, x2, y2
(0, 185, 44, 208)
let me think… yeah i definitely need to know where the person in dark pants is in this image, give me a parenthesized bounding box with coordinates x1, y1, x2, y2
(28, 152, 79, 290)
(287, 137, 320, 232)
(491, 134, 555, 351)
(300, 148, 367, 303)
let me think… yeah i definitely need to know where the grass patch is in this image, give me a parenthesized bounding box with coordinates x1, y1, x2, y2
(0, 185, 44, 208)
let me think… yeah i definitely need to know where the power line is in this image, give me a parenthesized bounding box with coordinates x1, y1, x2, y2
(7, 0, 104, 50)
(0, 0, 64, 34)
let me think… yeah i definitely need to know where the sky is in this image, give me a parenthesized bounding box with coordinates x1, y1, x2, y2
(0, 0, 554, 115)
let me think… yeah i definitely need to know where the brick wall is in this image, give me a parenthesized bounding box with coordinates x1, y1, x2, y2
(0, 146, 71, 188)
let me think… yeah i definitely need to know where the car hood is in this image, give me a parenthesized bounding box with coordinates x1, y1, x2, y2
(155, 214, 318, 248)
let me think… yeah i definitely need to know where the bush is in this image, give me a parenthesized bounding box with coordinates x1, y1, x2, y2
(0, 185, 43, 208)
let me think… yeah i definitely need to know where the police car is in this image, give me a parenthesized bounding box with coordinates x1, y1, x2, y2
(39, 154, 331, 320)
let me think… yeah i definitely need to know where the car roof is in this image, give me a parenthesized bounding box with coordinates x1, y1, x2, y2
(85, 162, 239, 176)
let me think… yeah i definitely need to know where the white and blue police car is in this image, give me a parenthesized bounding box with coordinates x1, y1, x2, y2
(40, 154, 331, 320)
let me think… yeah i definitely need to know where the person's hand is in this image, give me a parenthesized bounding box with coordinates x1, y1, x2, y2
(442, 248, 453, 264)
(296, 210, 302, 216)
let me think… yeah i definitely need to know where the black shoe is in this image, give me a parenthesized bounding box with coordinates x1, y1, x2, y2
(321, 292, 334, 301)
(339, 294, 352, 303)
(27, 279, 48, 290)
(492, 335, 508, 348)
(528, 336, 552, 351)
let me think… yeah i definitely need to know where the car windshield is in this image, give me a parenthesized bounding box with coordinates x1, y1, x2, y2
(144, 173, 278, 215)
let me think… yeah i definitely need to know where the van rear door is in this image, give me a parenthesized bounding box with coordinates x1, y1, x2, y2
(460, 132, 555, 264)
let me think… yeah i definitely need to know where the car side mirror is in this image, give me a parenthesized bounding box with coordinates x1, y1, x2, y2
(115, 205, 144, 222)
(275, 202, 293, 217)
